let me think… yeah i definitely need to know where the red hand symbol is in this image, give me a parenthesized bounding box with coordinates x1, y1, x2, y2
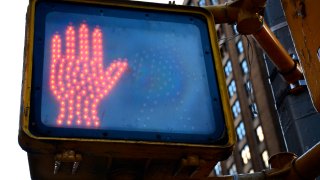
(50, 23, 128, 127)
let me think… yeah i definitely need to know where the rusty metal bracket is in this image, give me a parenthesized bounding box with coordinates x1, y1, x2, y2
(53, 150, 82, 175)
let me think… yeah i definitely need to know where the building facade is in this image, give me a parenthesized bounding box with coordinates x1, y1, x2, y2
(183, 0, 286, 175)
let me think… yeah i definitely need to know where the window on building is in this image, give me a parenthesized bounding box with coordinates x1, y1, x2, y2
(262, 150, 269, 168)
(198, 0, 206, 6)
(224, 60, 232, 78)
(228, 164, 237, 175)
(256, 125, 265, 142)
(228, 80, 237, 98)
(250, 102, 259, 118)
(236, 40, 244, 54)
(245, 80, 253, 95)
(241, 58, 249, 75)
(232, 100, 241, 119)
(214, 162, 222, 175)
(233, 24, 238, 34)
(211, 0, 219, 5)
(236, 121, 246, 141)
(249, 169, 254, 173)
(241, 145, 251, 165)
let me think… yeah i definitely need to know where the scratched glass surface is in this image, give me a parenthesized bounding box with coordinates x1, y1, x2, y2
(41, 11, 216, 135)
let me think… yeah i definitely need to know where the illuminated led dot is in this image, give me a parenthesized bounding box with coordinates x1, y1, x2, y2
(86, 122, 91, 126)
(94, 122, 99, 126)
(61, 108, 65, 112)
(69, 115, 73, 119)
(67, 121, 71, 125)
(76, 111, 80, 115)
(57, 120, 62, 125)
(77, 120, 81, 125)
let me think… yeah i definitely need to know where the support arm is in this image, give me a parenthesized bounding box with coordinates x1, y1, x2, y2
(205, 0, 303, 83)
(252, 23, 304, 83)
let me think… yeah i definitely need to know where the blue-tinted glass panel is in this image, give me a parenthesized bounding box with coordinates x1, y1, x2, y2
(241, 58, 249, 75)
(232, 100, 241, 119)
(250, 102, 259, 118)
(198, 0, 206, 6)
(228, 80, 237, 98)
(30, 1, 226, 144)
(236, 121, 246, 141)
(236, 40, 244, 54)
(224, 60, 232, 78)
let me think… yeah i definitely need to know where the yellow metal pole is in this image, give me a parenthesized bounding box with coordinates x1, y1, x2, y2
(205, 0, 303, 84)
(287, 142, 320, 179)
(205, 3, 238, 24)
(252, 23, 304, 83)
